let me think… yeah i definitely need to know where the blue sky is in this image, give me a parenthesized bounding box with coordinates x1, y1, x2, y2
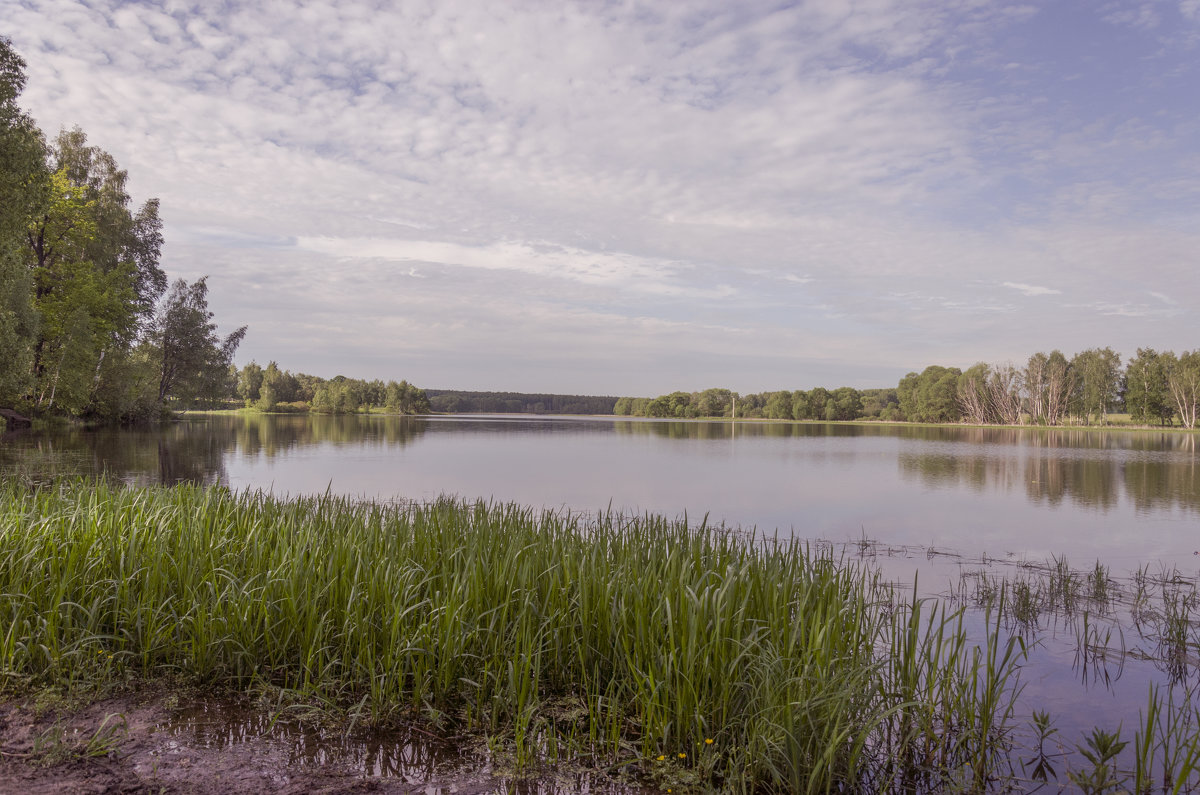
(5, 0, 1198, 394)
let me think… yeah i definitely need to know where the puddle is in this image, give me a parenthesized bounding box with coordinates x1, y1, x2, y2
(162, 699, 471, 781)
(157, 697, 648, 793)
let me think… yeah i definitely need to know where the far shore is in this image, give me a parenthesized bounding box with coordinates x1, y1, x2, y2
(176, 406, 1199, 433)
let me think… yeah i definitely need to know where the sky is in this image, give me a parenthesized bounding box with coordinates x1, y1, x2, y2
(4, 0, 1199, 395)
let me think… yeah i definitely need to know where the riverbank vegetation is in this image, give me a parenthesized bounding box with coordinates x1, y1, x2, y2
(233, 360, 430, 415)
(425, 389, 619, 415)
(616, 347, 1200, 429)
(6, 481, 1200, 791)
(1, 38, 430, 426)
(1, 479, 1033, 792)
(0, 38, 247, 424)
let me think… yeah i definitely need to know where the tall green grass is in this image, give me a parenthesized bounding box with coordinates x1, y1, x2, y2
(0, 481, 1023, 791)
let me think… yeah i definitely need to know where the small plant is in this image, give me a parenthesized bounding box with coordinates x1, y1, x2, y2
(1023, 709, 1059, 783)
(1068, 727, 1129, 795)
(83, 713, 128, 758)
(30, 713, 127, 766)
(1088, 560, 1116, 612)
(1010, 579, 1041, 631)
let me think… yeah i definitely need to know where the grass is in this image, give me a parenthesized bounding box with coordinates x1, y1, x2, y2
(0, 480, 1030, 792)
(950, 553, 1200, 793)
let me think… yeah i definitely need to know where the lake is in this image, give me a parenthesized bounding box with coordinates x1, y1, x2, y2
(6, 412, 1200, 783)
(3, 413, 1197, 572)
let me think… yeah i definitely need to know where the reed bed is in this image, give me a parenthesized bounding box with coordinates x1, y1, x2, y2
(0, 480, 1024, 792)
(952, 555, 1200, 793)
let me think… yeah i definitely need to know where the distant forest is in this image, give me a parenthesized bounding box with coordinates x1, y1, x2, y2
(615, 347, 1200, 430)
(425, 390, 619, 415)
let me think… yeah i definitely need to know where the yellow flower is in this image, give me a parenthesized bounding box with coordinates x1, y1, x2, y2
(678, 752, 687, 759)
(656, 755, 665, 761)
(705, 738, 714, 745)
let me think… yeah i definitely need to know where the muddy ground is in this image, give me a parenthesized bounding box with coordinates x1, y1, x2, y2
(0, 683, 646, 794)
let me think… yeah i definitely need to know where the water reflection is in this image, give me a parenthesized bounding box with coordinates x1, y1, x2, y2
(0, 414, 430, 487)
(3, 418, 1199, 561)
(163, 696, 645, 792)
(896, 429, 1198, 514)
(167, 698, 465, 781)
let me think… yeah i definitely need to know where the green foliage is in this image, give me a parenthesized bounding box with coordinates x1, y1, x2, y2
(237, 361, 263, 404)
(0, 481, 1028, 791)
(150, 277, 245, 407)
(1025, 350, 1073, 425)
(763, 389, 793, 419)
(1071, 348, 1122, 425)
(826, 386, 863, 421)
(0, 38, 230, 423)
(860, 388, 901, 420)
(1164, 351, 1200, 429)
(646, 390, 693, 418)
(426, 390, 618, 415)
(384, 379, 430, 414)
(1068, 727, 1129, 794)
(25, 132, 168, 415)
(693, 387, 733, 417)
(898, 366, 962, 423)
(0, 246, 37, 406)
(1125, 348, 1173, 426)
(0, 37, 46, 409)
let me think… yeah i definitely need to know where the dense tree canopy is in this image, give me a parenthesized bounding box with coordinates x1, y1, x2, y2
(152, 277, 245, 406)
(0, 38, 245, 421)
(1125, 348, 1173, 426)
(426, 391, 616, 415)
(610, 343, 1200, 429)
(0, 37, 45, 408)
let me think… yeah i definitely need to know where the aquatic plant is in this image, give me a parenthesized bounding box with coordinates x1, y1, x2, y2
(0, 480, 1028, 792)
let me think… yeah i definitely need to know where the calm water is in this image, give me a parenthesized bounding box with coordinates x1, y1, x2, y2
(3, 413, 1197, 571)
(6, 413, 1200, 780)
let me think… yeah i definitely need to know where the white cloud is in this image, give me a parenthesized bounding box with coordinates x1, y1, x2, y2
(1002, 282, 1062, 297)
(4, 0, 1199, 392)
(293, 236, 735, 299)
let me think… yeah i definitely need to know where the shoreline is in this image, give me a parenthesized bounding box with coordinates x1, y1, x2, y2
(176, 406, 1198, 433)
(4, 481, 1200, 791)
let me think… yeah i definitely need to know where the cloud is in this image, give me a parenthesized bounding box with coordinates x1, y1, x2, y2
(1002, 282, 1062, 297)
(293, 236, 736, 299)
(4, 1, 1200, 392)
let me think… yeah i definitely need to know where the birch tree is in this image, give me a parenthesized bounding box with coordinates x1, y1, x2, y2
(1125, 348, 1173, 426)
(988, 362, 1024, 426)
(1165, 351, 1200, 429)
(957, 363, 993, 424)
(1071, 348, 1122, 425)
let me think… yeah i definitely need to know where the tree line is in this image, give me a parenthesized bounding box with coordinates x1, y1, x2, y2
(615, 387, 900, 421)
(0, 38, 244, 422)
(0, 38, 429, 423)
(901, 348, 1200, 429)
(616, 348, 1200, 429)
(236, 361, 430, 415)
(425, 390, 619, 415)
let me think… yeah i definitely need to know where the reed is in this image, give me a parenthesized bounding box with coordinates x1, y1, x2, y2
(0, 480, 1028, 791)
